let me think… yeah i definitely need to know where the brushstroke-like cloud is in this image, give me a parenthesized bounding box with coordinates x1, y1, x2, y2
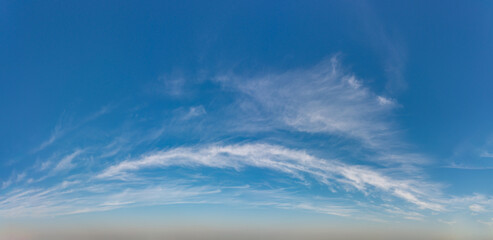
(98, 143, 443, 211)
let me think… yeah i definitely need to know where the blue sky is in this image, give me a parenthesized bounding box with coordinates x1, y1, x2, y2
(1, 1, 493, 238)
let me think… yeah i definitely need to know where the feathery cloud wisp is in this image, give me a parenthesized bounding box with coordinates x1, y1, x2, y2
(53, 150, 83, 172)
(98, 143, 443, 211)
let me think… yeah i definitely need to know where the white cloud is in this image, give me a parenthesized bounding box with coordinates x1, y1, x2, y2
(159, 75, 187, 97)
(478, 218, 493, 227)
(219, 58, 394, 146)
(0, 180, 358, 220)
(377, 96, 394, 106)
(0, 182, 219, 217)
(384, 206, 423, 220)
(480, 151, 493, 158)
(34, 106, 111, 153)
(36, 122, 64, 151)
(437, 219, 456, 225)
(98, 143, 443, 211)
(469, 204, 485, 212)
(1, 179, 12, 189)
(183, 105, 207, 119)
(53, 150, 83, 172)
(39, 160, 53, 171)
(1, 171, 27, 189)
(216, 57, 422, 166)
(15, 172, 26, 182)
(289, 203, 352, 217)
(403, 216, 423, 221)
(10, 59, 490, 223)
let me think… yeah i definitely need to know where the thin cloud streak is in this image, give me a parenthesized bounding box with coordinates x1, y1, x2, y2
(0, 179, 353, 218)
(34, 106, 111, 152)
(53, 150, 83, 172)
(98, 143, 443, 211)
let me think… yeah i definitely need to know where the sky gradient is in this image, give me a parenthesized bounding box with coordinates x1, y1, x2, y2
(1, 1, 493, 239)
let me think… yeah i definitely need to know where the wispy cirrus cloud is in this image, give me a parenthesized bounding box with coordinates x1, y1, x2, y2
(0, 177, 355, 218)
(478, 218, 493, 227)
(1, 170, 28, 189)
(4, 57, 492, 228)
(217, 58, 396, 145)
(52, 149, 83, 173)
(442, 194, 493, 214)
(0, 181, 218, 217)
(36, 120, 65, 152)
(480, 151, 493, 158)
(469, 204, 485, 213)
(183, 105, 207, 120)
(0, 141, 443, 218)
(216, 57, 425, 167)
(34, 106, 111, 152)
(97, 143, 443, 211)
